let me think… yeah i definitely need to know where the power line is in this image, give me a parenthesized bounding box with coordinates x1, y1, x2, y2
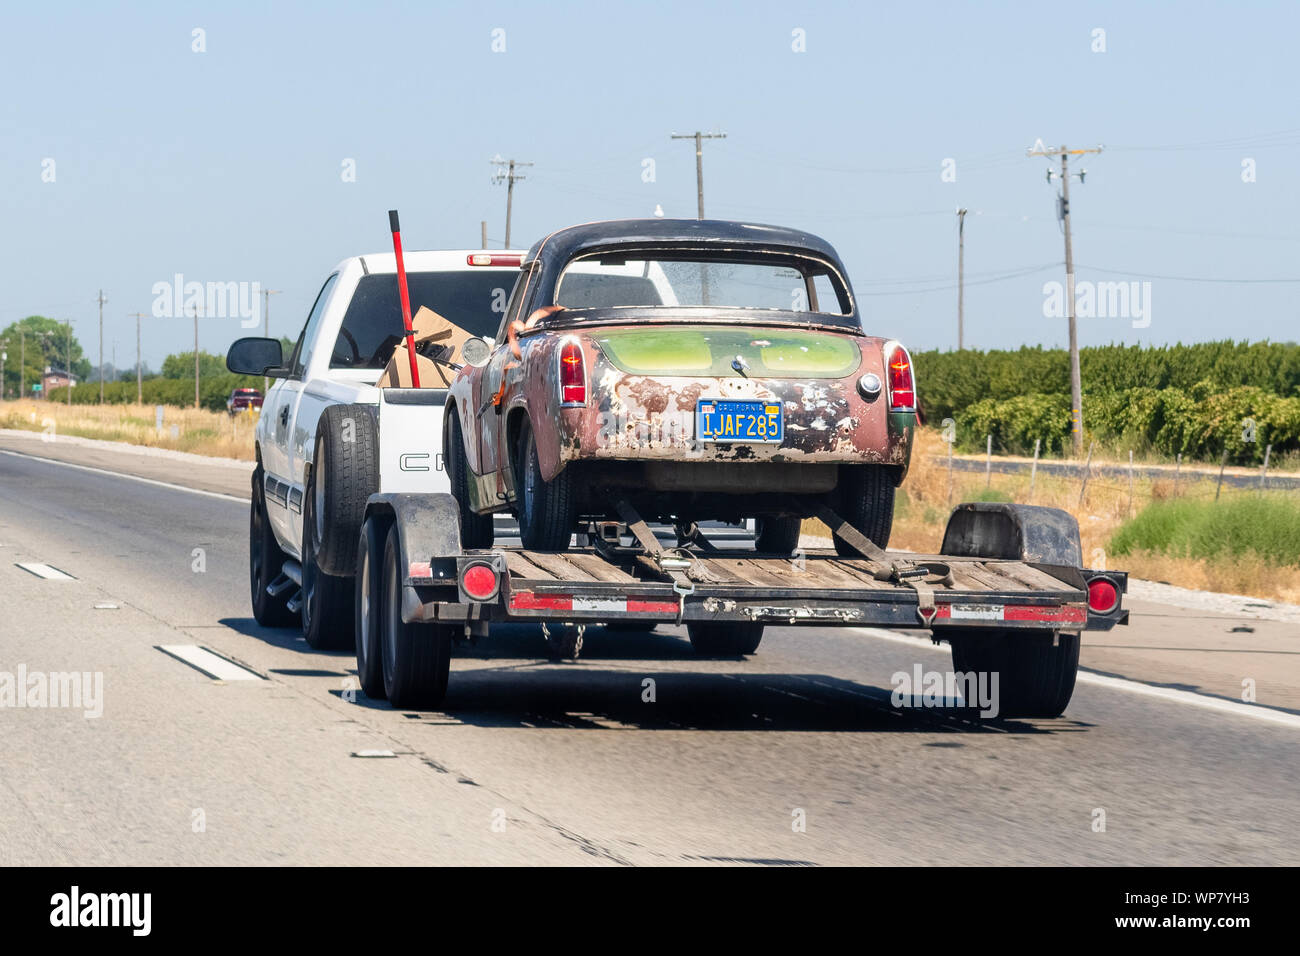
(1075, 264, 1300, 284)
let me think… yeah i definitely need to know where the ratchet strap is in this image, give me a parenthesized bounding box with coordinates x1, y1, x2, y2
(616, 500, 695, 624)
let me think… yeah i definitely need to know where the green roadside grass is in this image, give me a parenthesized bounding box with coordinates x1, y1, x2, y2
(1110, 494, 1300, 566)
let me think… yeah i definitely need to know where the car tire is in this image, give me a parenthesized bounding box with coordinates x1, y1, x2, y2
(446, 411, 494, 549)
(380, 526, 452, 709)
(686, 622, 764, 656)
(354, 516, 388, 699)
(754, 516, 802, 555)
(948, 630, 1080, 718)
(249, 464, 297, 627)
(302, 464, 356, 650)
(833, 465, 896, 557)
(310, 404, 379, 577)
(516, 421, 576, 551)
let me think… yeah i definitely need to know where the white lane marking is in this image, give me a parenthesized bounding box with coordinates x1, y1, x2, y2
(17, 562, 76, 580)
(0, 449, 246, 503)
(352, 750, 397, 758)
(848, 626, 1300, 728)
(157, 645, 265, 681)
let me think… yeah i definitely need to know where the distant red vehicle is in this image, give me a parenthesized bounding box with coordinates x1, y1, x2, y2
(227, 388, 264, 415)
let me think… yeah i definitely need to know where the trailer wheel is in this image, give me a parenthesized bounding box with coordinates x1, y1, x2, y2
(302, 466, 356, 650)
(249, 464, 297, 627)
(754, 516, 801, 555)
(516, 422, 576, 551)
(310, 404, 379, 577)
(380, 526, 452, 709)
(354, 516, 388, 699)
(446, 411, 494, 549)
(834, 465, 896, 556)
(687, 622, 764, 656)
(948, 630, 1080, 718)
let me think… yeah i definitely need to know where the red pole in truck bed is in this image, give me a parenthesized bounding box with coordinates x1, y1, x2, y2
(388, 209, 421, 388)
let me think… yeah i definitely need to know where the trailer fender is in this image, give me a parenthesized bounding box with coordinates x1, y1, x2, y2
(364, 492, 462, 622)
(940, 502, 1082, 566)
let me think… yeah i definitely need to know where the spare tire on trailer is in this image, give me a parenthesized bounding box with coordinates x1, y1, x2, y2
(946, 629, 1080, 718)
(310, 404, 379, 577)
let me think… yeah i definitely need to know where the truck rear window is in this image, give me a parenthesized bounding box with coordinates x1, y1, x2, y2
(330, 271, 517, 369)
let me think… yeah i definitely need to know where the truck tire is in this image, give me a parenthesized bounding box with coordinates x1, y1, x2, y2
(302, 464, 356, 650)
(516, 422, 576, 551)
(754, 516, 801, 555)
(687, 621, 764, 656)
(249, 464, 297, 627)
(380, 525, 452, 709)
(948, 630, 1080, 718)
(834, 465, 896, 556)
(446, 411, 493, 549)
(354, 516, 388, 699)
(311, 404, 378, 577)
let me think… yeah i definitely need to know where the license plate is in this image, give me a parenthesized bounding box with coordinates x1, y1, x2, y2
(696, 399, 783, 443)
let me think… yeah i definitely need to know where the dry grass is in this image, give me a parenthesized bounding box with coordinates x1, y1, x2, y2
(0, 398, 258, 460)
(805, 427, 1300, 604)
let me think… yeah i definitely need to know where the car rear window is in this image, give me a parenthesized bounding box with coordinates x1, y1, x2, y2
(330, 271, 517, 369)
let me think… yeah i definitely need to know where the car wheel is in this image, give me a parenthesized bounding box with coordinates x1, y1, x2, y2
(834, 465, 896, 557)
(686, 622, 764, 656)
(354, 516, 388, 699)
(516, 421, 576, 551)
(754, 516, 802, 555)
(380, 525, 452, 709)
(310, 404, 378, 576)
(447, 411, 494, 549)
(302, 465, 356, 650)
(947, 629, 1080, 718)
(249, 464, 297, 627)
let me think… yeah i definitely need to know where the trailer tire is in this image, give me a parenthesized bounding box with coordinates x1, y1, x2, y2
(249, 464, 297, 627)
(310, 404, 379, 577)
(447, 411, 494, 549)
(380, 526, 452, 709)
(834, 465, 896, 556)
(754, 516, 802, 555)
(354, 516, 388, 699)
(948, 630, 1080, 718)
(302, 464, 356, 650)
(687, 622, 764, 656)
(516, 422, 576, 551)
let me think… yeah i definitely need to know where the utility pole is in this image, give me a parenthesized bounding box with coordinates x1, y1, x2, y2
(18, 328, 23, 398)
(66, 319, 72, 406)
(128, 313, 148, 404)
(191, 303, 203, 409)
(1027, 143, 1102, 457)
(1, 340, 7, 401)
(261, 288, 282, 391)
(97, 289, 107, 403)
(490, 157, 532, 248)
(670, 130, 727, 219)
(481, 221, 488, 249)
(956, 208, 967, 350)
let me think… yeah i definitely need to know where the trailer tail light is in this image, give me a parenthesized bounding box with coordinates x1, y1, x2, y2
(467, 254, 523, 267)
(559, 340, 586, 405)
(460, 563, 499, 602)
(1087, 577, 1119, 614)
(886, 345, 915, 411)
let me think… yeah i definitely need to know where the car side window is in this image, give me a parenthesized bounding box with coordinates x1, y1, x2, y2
(288, 273, 340, 378)
(496, 265, 534, 344)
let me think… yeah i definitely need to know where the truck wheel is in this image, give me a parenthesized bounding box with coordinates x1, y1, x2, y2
(447, 411, 494, 549)
(687, 622, 764, 656)
(834, 465, 896, 556)
(754, 516, 801, 555)
(948, 630, 1080, 718)
(311, 404, 379, 577)
(516, 422, 576, 551)
(381, 526, 452, 709)
(250, 464, 297, 627)
(354, 516, 388, 699)
(302, 467, 356, 650)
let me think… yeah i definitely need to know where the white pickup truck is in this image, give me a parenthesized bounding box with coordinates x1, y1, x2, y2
(226, 249, 522, 648)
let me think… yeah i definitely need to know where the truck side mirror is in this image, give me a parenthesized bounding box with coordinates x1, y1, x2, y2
(227, 337, 286, 376)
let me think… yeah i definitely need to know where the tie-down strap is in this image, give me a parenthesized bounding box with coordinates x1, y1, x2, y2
(616, 500, 695, 624)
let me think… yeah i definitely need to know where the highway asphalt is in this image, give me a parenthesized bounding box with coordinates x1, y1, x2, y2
(1, 435, 1297, 865)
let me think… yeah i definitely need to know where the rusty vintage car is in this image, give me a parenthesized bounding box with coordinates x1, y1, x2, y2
(444, 219, 918, 553)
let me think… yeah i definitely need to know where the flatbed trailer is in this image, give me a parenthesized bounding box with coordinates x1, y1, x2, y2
(346, 390, 1128, 718)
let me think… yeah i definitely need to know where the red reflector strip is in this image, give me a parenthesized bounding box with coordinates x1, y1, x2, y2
(510, 591, 678, 615)
(932, 603, 1087, 624)
(408, 561, 432, 578)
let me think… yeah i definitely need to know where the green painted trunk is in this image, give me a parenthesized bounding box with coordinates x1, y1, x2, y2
(592, 325, 860, 380)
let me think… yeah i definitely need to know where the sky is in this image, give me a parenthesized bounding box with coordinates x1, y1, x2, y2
(1, 0, 1297, 372)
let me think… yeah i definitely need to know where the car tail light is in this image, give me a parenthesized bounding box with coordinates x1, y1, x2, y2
(467, 253, 522, 266)
(1087, 577, 1119, 613)
(886, 346, 915, 411)
(461, 563, 499, 601)
(559, 340, 586, 405)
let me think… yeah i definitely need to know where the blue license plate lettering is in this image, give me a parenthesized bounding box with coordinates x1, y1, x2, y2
(696, 400, 783, 444)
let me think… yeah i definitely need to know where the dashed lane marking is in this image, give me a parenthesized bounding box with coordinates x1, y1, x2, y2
(157, 645, 265, 681)
(16, 562, 76, 580)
